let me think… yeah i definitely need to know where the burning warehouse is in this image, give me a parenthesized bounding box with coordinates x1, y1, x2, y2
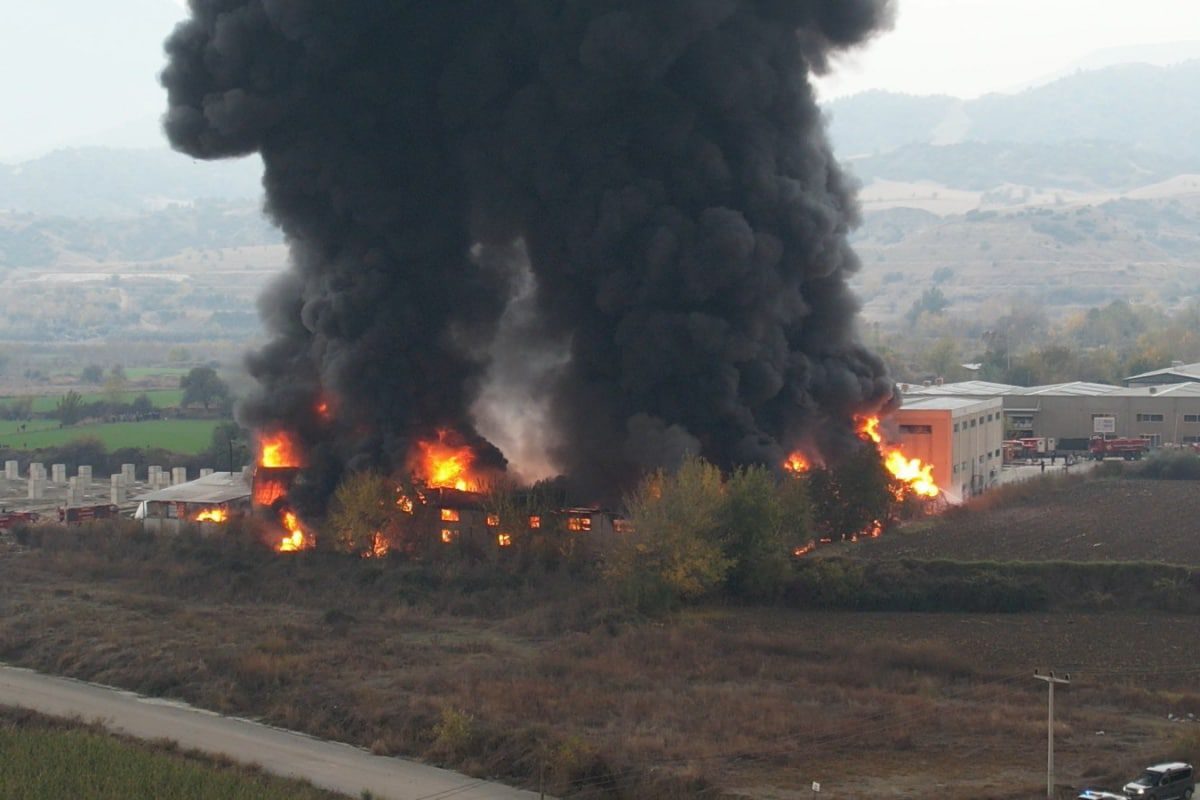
(134, 471, 251, 534)
(163, 1, 900, 515)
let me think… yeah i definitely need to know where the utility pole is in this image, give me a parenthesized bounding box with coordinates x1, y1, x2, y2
(1034, 669, 1070, 799)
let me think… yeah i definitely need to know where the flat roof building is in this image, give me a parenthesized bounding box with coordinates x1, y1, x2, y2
(903, 380, 1200, 450)
(895, 396, 1005, 501)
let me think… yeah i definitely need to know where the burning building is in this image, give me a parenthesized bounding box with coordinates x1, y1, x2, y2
(162, 1, 899, 511)
(134, 471, 252, 534)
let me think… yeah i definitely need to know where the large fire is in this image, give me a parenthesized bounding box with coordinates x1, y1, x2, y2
(276, 510, 312, 552)
(259, 431, 306, 469)
(412, 430, 478, 491)
(784, 452, 811, 476)
(857, 416, 939, 498)
(194, 508, 228, 523)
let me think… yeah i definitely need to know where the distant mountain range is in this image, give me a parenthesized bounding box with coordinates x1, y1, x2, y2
(825, 59, 1200, 167)
(0, 148, 264, 217)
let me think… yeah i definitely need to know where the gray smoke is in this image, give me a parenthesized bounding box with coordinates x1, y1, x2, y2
(162, 0, 897, 507)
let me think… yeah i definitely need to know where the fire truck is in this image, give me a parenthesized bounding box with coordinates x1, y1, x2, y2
(1089, 435, 1149, 461)
(0, 510, 40, 531)
(57, 504, 121, 525)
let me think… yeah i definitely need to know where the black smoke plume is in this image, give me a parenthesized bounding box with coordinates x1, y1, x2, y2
(162, 0, 897, 507)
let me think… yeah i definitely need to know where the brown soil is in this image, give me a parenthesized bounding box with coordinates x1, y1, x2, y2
(855, 478, 1200, 564)
(1, 526, 1198, 799)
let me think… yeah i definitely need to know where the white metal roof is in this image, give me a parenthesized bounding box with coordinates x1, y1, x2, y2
(901, 381, 1021, 397)
(1105, 382, 1200, 398)
(1013, 381, 1122, 397)
(900, 395, 1002, 412)
(134, 472, 251, 504)
(1126, 362, 1200, 382)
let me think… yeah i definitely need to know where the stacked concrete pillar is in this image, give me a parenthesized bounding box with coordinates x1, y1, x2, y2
(51, 464, 67, 484)
(5, 461, 18, 480)
(27, 477, 44, 500)
(111, 474, 126, 505)
(68, 477, 85, 506)
(121, 464, 136, 486)
(29, 463, 46, 481)
(148, 466, 163, 489)
(199, 468, 214, 478)
(77, 465, 93, 489)
(171, 467, 187, 486)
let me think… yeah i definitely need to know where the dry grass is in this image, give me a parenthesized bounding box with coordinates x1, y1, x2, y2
(0, 526, 1194, 798)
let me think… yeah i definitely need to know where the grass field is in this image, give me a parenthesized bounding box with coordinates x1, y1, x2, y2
(0, 420, 219, 454)
(0, 389, 184, 414)
(0, 707, 347, 800)
(3, 502, 1199, 799)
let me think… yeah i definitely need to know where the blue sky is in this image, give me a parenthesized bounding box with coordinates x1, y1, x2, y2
(2, 0, 1198, 162)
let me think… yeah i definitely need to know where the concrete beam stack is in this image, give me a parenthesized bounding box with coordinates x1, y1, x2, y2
(51, 464, 67, 484)
(77, 465, 93, 488)
(171, 467, 187, 486)
(147, 466, 162, 489)
(27, 477, 44, 500)
(199, 468, 214, 478)
(5, 461, 18, 480)
(68, 477, 85, 506)
(111, 474, 126, 505)
(121, 464, 136, 486)
(29, 463, 45, 481)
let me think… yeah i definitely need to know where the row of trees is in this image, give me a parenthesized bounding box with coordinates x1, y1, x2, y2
(321, 451, 905, 613)
(886, 297, 1200, 386)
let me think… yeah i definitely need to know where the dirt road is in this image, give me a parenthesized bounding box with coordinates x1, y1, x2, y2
(0, 664, 541, 800)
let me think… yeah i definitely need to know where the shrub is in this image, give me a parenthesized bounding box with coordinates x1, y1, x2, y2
(1138, 451, 1200, 480)
(605, 456, 731, 612)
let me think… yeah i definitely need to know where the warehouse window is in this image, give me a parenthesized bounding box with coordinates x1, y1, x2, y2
(1184, 415, 1200, 423)
(1136, 413, 1164, 423)
(953, 423, 959, 432)
(970, 419, 977, 428)
(899, 424, 933, 434)
(1009, 415, 1034, 428)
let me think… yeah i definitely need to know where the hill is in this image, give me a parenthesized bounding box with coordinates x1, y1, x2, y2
(826, 60, 1200, 161)
(0, 148, 264, 217)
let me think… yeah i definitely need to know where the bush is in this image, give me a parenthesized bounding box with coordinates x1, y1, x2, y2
(605, 457, 732, 612)
(1138, 451, 1200, 480)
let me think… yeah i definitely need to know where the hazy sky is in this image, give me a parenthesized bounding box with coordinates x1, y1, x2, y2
(2, 0, 1198, 161)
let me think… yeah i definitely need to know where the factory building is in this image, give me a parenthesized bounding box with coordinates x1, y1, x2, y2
(904, 378, 1200, 451)
(894, 396, 1005, 500)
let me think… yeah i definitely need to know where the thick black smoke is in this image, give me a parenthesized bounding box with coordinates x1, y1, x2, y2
(163, 0, 897, 506)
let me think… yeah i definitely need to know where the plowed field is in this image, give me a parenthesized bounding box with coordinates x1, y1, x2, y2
(857, 478, 1200, 564)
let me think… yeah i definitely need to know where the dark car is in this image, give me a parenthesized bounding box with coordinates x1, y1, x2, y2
(1123, 763, 1194, 800)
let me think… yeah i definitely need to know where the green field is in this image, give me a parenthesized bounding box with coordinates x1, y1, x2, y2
(0, 389, 184, 414)
(0, 420, 219, 454)
(123, 367, 191, 380)
(0, 711, 347, 800)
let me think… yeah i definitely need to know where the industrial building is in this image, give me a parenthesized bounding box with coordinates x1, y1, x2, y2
(904, 378, 1200, 450)
(894, 395, 1005, 500)
(1125, 362, 1200, 387)
(134, 471, 252, 534)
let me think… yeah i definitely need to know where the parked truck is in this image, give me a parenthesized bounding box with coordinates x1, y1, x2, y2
(1089, 435, 1149, 461)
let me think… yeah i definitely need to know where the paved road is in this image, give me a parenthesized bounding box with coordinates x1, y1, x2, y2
(0, 664, 542, 800)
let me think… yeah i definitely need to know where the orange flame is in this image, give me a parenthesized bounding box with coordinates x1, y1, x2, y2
(194, 508, 228, 523)
(792, 542, 816, 558)
(260, 431, 305, 468)
(277, 510, 312, 553)
(497, 533, 513, 548)
(784, 452, 811, 476)
(413, 431, 477, 491)
(362, 531, 389, 559)
(856, 416, 940, 498)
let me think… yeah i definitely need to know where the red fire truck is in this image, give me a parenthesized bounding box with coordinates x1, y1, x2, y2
(1089, 435, 1150, 461)
(57, 504, 121, 525)
(0, 510, 40, 531)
